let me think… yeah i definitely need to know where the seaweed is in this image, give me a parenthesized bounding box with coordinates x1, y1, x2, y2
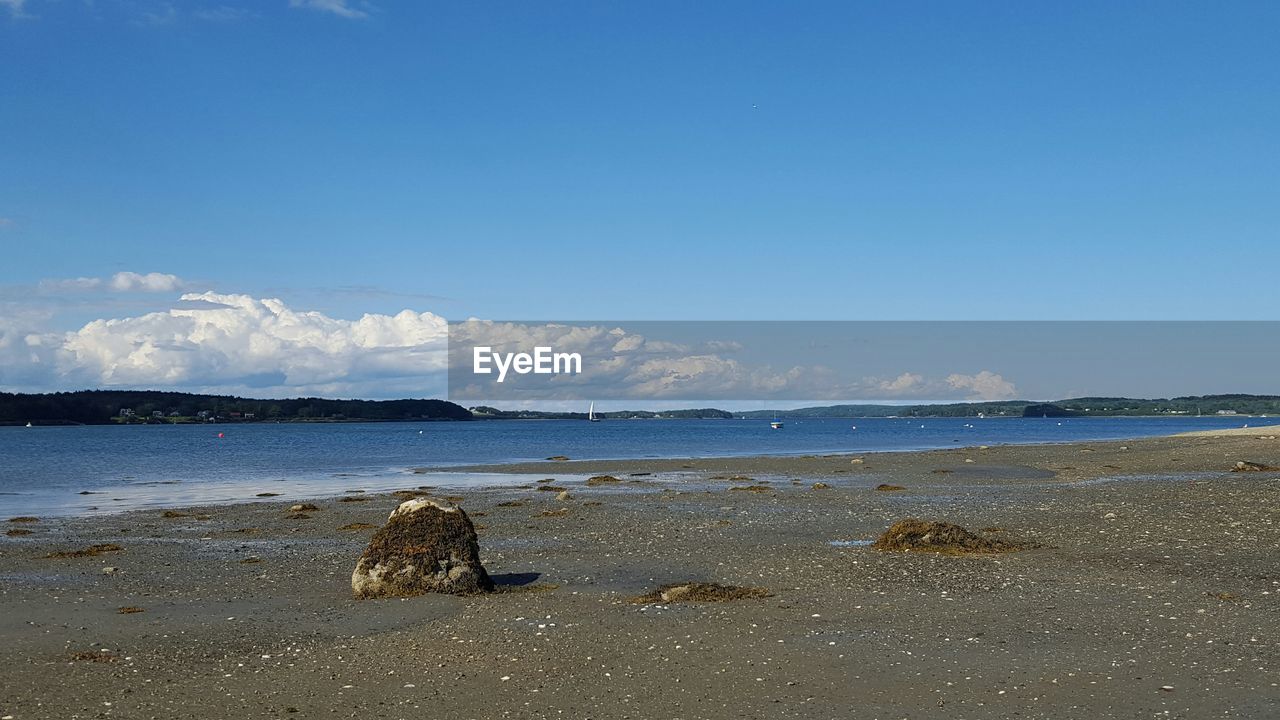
(872, 519, 1020, 555)
(338, 522, 377, 531)
(632, 582, 771, 604)
(45, 543, 123, 559)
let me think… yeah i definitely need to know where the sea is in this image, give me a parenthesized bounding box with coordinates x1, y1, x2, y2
(1, 416, 1271, 517)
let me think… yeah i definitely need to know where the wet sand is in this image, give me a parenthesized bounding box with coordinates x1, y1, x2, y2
(2, 433, 1279, 719)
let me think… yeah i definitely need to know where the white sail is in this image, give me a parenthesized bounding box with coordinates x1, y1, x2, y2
(588, 402, 595, 421)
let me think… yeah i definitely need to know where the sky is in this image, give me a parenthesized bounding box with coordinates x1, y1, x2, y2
(1, 1, 1278, 399)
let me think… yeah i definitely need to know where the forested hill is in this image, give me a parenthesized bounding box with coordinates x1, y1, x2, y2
(0, 390, 473, 425)
(737, 395, 1280, 418)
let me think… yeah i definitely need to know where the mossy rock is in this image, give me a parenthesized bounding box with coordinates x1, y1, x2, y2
(351, 498, 493, 598)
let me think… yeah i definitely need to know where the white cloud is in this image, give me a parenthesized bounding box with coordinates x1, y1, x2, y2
(108, 271, 184, 292)
(946, 371, 1018, 401)
(36, 271, 186, 294)
(38, 276, 104, 292)
(289, 0, 367, 19)
(0, 0, 28, 19)
(877, 372, 924, 393)
(53, 292, 448, 396)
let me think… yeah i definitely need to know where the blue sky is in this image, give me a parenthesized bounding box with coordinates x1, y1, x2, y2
(1, 1, 1277, 397)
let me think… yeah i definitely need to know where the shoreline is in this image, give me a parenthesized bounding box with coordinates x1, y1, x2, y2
(8, 419, 1280, 520)
(3, 432, 1279, 717)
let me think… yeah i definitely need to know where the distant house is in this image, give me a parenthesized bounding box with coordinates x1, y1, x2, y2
(229, 412, 242, 419)
(196, 410, 211, 419)
(1217, 409, 1239, 415)
(243, 412, 255, 420)
(152, 410, 164, 418)
(119, 408, 135, 417)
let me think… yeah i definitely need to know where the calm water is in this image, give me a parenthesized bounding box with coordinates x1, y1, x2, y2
(0, 416, 1271, 516)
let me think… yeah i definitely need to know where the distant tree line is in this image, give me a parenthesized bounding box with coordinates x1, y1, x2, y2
(737, 395, 1280, 419)
(469, 406, 734, 420)
(0, 390, 472, 425)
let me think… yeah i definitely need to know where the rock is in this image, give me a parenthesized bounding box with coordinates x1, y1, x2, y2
(875, 483, 905, 492)
(811, 482, 830, 490)
(964, 458, 975, 463)
(351, 498, 493, 598)
(545, 455, 570, 461)
(585, 475, 622, 486)
(555, 490, 572, 502)
(850, 458, 865, 464)
(1232, 460, 1280, 472)
(289, 503, 320, 512)
(102, 566, 119, 575)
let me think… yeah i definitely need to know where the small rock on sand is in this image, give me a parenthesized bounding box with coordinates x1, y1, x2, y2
(555, 490, 572, 502)
(1232, 460, 1280, 472)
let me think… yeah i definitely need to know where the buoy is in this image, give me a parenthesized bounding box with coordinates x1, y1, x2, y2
(216, 432, 224, 438)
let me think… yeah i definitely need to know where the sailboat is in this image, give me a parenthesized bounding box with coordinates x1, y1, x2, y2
(25, 421, 33, 428)
(588, 401, 601, 422)
(770, 418, 783, 429)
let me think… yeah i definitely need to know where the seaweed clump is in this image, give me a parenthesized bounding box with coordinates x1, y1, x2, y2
(45, 543, 123, 559)
(875, 483, 905, 492)
(585, 475, 622, 486)
(872, 519, 1018, 555)
(633, 582, 771, 604)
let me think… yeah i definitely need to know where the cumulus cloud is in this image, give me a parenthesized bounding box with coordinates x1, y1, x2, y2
(51, 292, 448, 396)
(37, 271, 186, 293)
(289, 0, 367, 19)
(946, 371, 1018, 401)
(877, 372, 924, 393)
(449, 321, 1015, 402)
(108, 271, 184, 292)
(1, 299, 1021, 404)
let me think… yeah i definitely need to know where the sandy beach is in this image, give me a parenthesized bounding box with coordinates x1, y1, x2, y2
(3, 432, 1279, 719)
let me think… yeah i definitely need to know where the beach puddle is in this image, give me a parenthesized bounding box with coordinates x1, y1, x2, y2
(829, 539, 874, 548)
(8, 472, 594, 518)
